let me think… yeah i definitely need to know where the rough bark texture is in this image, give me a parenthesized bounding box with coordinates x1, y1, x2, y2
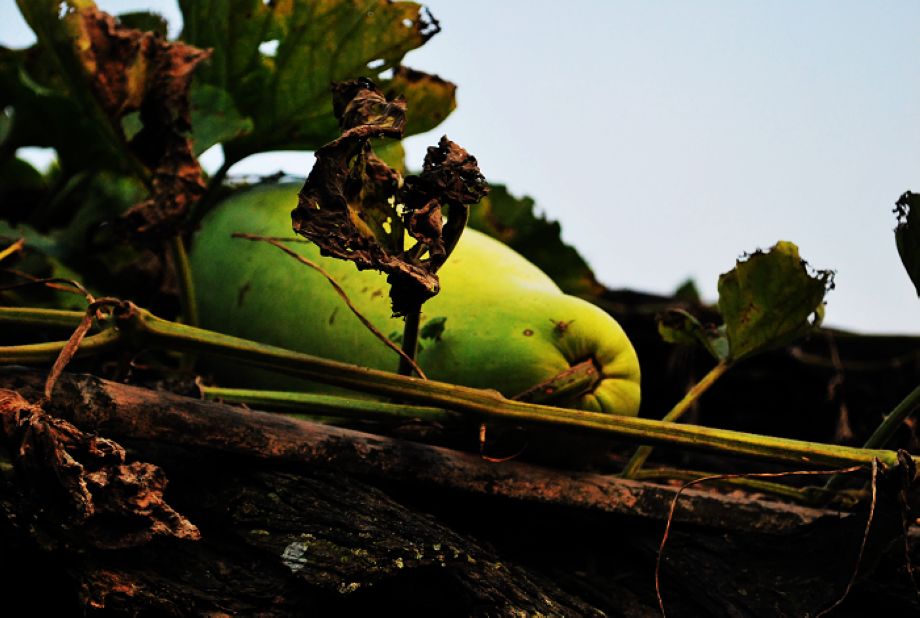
(0, 368, 918, 616)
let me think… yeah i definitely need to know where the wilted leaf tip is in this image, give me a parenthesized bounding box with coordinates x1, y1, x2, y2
(416, 6, 442, 41)
(894, 191, 918, 226)
(736, 241, 835, 292)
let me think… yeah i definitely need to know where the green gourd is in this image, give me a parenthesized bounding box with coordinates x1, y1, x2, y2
(190, 183, 641, 415)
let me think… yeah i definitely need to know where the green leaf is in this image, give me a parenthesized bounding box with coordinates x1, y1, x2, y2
(115, 11, 169, 36)
(673, 278, 702, 303)
(0, 106, 12, 145)
(0, 221, 91, 310)
(371, 138, 406, 174)
(384, 67, 456, 136)
(178, 0, 449, 163)
(0, 158, 48, 223)
(717, 241, 833, 362)
(468, 184, 604, 297)
(189, 83, 255, 156)
(657, 308, 729, 362)
(0, 45, 126, 173)
(894, 192, 920, 297)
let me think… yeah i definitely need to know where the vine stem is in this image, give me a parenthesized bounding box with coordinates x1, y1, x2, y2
(190, 154, 239, 225)
(199, 361, 601, 422)
(825, 383, 920, 491)
(168, 235, 199, 328)
(0, 305, 911, 471)
(398, 305, 422, 376)
(632, 467, 819, 503)
(199, 385, 455, 424)
(396, 204, 471, 378)
(862, 383, 920, 450)
(621, 360, 732, 478)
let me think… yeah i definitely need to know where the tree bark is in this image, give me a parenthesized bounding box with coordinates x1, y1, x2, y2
(1, 368, 917, 616)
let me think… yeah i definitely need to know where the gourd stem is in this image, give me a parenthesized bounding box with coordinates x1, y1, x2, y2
(621, 360, 732, 478)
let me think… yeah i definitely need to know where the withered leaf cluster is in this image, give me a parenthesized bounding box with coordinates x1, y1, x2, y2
(69, 6, 209, 240)
(0, 388, 198, 549)
(293, 79, 488, 316)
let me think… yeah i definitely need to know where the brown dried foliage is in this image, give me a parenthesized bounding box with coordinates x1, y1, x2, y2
(73, 7, 210, 239)
(0, 388, 199, 549)
(293, 78, 488, 316)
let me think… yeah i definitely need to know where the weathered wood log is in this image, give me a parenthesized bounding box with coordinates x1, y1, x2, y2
(1, 368, 918, 615)
(2, 368, 854, 533)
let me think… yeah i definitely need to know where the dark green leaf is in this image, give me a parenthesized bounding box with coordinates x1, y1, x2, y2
(894, 192, 920, 297)
(0, 45, 127, 173)
(0, 106, 12, 144)
(178, 0, 448, 162)
(116, 11, 169, 36)
(717, 241, 833, 362)
(189, 83, 254, 156)
(657, 308, 729, 362)
(468, 184, 603, 297)
(0, 158, 47, 223)
(15, 0, 133, 173)
(0, 221, 91, 310)
(673, 278, 702, 303)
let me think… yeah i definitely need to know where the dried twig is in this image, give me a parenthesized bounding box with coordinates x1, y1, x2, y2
(0, 274, 93, 297)
(815, 459, 879, 617)
(0, 237, 25, 262)
(655, 466, 865, 617)
(42, 298, 123, 403)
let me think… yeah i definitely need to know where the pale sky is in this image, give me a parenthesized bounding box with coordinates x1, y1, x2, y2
(4, 1, 920, 334)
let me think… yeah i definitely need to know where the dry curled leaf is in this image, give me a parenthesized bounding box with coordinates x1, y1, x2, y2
(292, 79, 487, 316)
(0, 388, 199, 549)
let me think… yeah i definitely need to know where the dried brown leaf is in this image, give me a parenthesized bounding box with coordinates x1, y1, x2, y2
(0, 388, 199, 549)
(66, 7, 210, 239)
(292, 79, 487, 316)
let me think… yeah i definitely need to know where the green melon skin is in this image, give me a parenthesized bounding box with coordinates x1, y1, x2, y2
(190, 183, 641, 416)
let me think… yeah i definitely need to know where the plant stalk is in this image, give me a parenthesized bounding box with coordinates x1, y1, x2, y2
(397, 305, 422, 377)
(862, 383, 920, 450)
(621, 360, 732, 478)
(0, 305, 910, 471)
(825, 383, 920, 491)
(199, 385, 456, 424)
(631, 467, 818, 504)
(168, 235, 199, 328)
(191, 153, 240, 225)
